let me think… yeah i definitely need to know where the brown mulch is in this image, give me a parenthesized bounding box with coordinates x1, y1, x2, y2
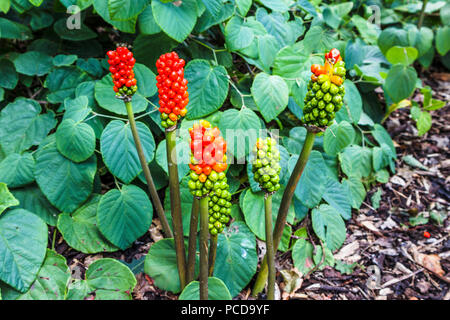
(53, 71, 449, 301)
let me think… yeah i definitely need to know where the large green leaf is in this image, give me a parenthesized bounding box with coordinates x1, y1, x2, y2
(289, 151, 327, 208)
(145, 238, 190, 293)
(260, 0, 289, 12)
(100, 120, 155, 184)
(0, 183, 19, 215)
(236, 0, 251, 16)
(15, 250, 70, 300)
(291, 238, 315, 274)
(108, 0, 148, 21)
(0, 153, 35, 188)
(342, 176, 366, 209)
(272, 42, 309, 79)
(58, 195, 118, 254)
(225, 16, 255, 51)
(85, 258, 136, 300)
(321, 178, 352, 220)
(133, 63, 158, 97)
(436, 26, 450, 56)
(133, 33, 178, 73)
(213, 222, 257, 297)
(0, 17, 32, 40)
(53, 18, 97, 41)
(218, 108, 261, 160)
(323, 121, 355, 156)
(35, 135, 97, 213)
(93, 0, 137, 33)
(179, 277, 232, 300)
(152, 0, 197, 42)
(0, 58, 18, 89)
(342, 80, 362, 124)
(185, 59, 229, 119)
(94, 75, 148, 115)
(251, 72, 289, 122)
(339, 145, 372, 179)
(0, 209, 47, 292)
(11, 184, 59, 226)
(0, 98, 56, 155)
(386, 46, 418, 66)
(385, 64, 417, 103)
(138, 5, 161, 34)
(97, 185, 153, 250)
(311, 204, 346, 251)
(56, 119, 96, 163)
(45, 67, 91, 103)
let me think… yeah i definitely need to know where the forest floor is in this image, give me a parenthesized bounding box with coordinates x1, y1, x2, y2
(54, 70, 449, 301)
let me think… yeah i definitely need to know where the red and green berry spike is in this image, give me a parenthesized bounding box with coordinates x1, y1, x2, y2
(107, 45, 138, 99)
(156, 51, 189, 129)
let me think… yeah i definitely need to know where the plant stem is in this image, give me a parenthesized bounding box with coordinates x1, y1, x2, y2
(186, 197, 200, 284)
(125, 101, 173, 238)
(208, 234, 218, 277)
(199, 196, 209, 300)
(252, 130, 316, 297)
(265, 194, 275, 300)
(165, 128, 187, 289)
(418, 0, 428, 29)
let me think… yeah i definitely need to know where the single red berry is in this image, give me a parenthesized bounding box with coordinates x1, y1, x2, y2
(423, 231, 431, 238)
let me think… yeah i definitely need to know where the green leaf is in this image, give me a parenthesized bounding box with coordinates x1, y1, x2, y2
(129, 64, 158, 96)
(241, 187, 294, 247)
(35, 135, 96, 213)
(93, 0, 137, 33)
(0, 153, 34, 188)
(289, 151, 327, 208)
(213, 222, 257, 297)
(53, 54, 78, 67)
(218, 108, 261, 160)
(343, 80, 362, 124)
(45, 66, 91, 104)
(0, 183, 19, 215)
(342, 176, 366, 209)
(225, 16, 255, 51)
(0, 17, 32, 40)
(76, 58, 103, 78)
(385, 64, 418, 103)
(0, 0, 10, 13)
(292, 239, 315, 274)
(351, 15, 379, 45)
(0, 59, 18, 89)
(11, 184, 59, 226)
(0, 208, 47, 292)
(236, 0, 251, 16)
(94, 75, 148, 115)
(145, 238, 191, 293)
(53, 18, 97, 41)
(201, 0, 221, 18)
(195, 2, 234, 32)
(251, 72, 289, 122)
(0, 98, 56, 155)
(272, 42, 309, 79)
(436, 26, 450, 56)
(312, 204, 346, 251)
(313, 245, 335, 270)
(409, 213, 428, 226)
(138, 5, 161, 34)
(416, 111, 432, 136)
(371, 188, 382, 210)
(100, 120, 154, 183)
(324, 121, 355, 156)
(378, 27, 409, 55)
(303, 26, 336, 54)
(85, 258, 136, 300)
(322, 178, 352, 220)
(339, 145, 372, 179)
(372, 124, 396, 156)
(97, 185, 153, 250)
(56, 119, 96, 163)
(66, 280, 91, 300)
(257, 34, 280, 73)
(14, 250, 70, 300)
(58, 195, 118, 254)
(256, 8, 295, 47)
(152, 0, 197, 42)
(13, 51, 52, 76)
(386, 46, 418, 66)
(403, 155, 427, 170)
(179, 277, 232, 300)
(63, 96, 91, 122)
(133, 33, 178, 73)
(155, 138, 189, 181)
(108, 0, 148, 21)
(260, 0, 289, 12)
(184, 60, 229, 119)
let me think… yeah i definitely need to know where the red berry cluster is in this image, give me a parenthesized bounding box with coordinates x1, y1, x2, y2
(156, 52, 189, 128)
(107, 46, 137, 97)
(188, 120, 228, 180)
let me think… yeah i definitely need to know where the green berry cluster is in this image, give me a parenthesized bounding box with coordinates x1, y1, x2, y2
(207, 182, 232, 235)
(251, 137, 281, 194)
(188, 170, 227, 198)
(115, 85, 137, 97)
(302, 61, 346, 127)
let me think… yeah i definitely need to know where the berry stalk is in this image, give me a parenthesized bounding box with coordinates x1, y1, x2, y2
(265, 194, 275, 300)
(186, 197, 199, 284)
(208, 234, 218, 277)
(199, 196, 209, 300)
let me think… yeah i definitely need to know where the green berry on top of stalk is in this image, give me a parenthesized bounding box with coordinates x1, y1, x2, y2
(251, 137, 281, 194)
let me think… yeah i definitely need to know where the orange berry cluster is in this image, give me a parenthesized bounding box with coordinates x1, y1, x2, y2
(107, 46, 137, 97)
(187, 120, 228, 198)
(156, 52, 189, 128)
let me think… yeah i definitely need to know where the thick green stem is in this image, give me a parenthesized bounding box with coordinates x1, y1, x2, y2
(186, 197, 199, 284)
(252, 130, 316, 297)
(265, 194, 275, 300)
(125, 101, 173, 238)
(208, 234, 218, 277)
(418, 0, 428, 29)
(165, 128, 187, 289)
(199, 196, 209, 300)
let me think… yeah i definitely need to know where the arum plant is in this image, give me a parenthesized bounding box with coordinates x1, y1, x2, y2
(156, 52, 189, 289)
(251, 137, 281, 300)
(187, 121, 230, 299)
(107, 45, 173, 239)
(253, 48, 346, 297)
